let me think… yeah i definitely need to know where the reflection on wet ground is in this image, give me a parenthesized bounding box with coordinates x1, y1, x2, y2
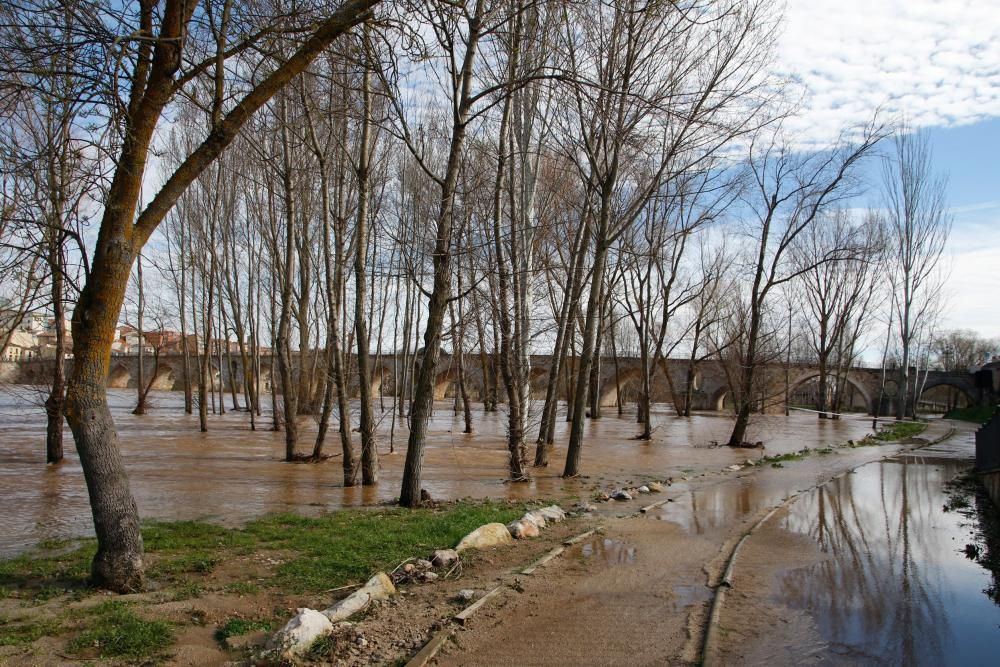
(0, 387, 873, 556)
(580, 538, 637, 565)
(671, 584, 712, 611)
(768, 431, 1000, 666)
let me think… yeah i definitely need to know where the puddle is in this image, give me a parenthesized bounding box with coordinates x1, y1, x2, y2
(580, 538, 637, 565)
(769, 435, 1000, 666)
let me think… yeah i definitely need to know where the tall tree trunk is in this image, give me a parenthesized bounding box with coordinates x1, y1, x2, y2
(354, 55, 378, 485)
(45, 239, 66, 464)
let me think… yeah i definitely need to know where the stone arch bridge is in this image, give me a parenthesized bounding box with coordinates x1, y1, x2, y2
(3, 353, 995, 415)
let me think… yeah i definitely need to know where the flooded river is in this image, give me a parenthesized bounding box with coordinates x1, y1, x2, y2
(0, 387, 874, 556)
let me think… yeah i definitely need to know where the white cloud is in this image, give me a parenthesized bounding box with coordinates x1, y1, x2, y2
(778, 0, 1000, 143)
(939, 202, 1000, 338)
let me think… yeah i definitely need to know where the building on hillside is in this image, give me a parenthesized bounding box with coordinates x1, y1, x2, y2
(2, 330, 38, 361)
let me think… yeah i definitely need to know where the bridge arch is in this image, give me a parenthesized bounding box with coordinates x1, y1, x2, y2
(369, 365, 390, 396)
(710, 386, 732, 413)
(108, 363, 131, 388)
(149, 363, 177, 391)
(433, 368, 456, 400)
(787, 372, 874, 414)
(599, 368, 644, 408)
(916, 379, 976, 413)
(529, 367, 550, 399)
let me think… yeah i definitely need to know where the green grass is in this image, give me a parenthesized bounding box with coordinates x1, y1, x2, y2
(0, 499, 529, 660)
(303, 633, 338, 662)
(169, 580, 205, 601)
(0, 541, 95, 597)
(944, 406, 997, 424)
(0, 617, 61, 647)
(871, 421, 928, 442)
(761, 448, 811, 466)
(243, 501, 524, 593)
(214, 616, 273, 643)
(67, 600, 172, 660)
(1, 501, 527, 602)
(224, 581, 260, 595)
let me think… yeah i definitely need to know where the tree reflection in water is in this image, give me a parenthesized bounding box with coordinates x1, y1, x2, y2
(775, 460, 977, 665)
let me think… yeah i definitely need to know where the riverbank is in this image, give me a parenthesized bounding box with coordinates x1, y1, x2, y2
(1, 499, 595, 664)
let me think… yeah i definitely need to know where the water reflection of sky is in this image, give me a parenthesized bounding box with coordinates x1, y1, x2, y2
(774, 459, 1000, 667)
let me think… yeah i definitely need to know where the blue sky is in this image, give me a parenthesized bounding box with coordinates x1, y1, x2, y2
(925, 119, 1000, 337)
(780, 0, 1000, 337)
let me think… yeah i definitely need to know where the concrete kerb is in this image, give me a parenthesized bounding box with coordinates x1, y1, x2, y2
(700, 423, 958, 667)
(406, 525, 604, 665)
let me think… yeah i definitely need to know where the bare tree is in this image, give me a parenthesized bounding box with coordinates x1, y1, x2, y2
(880, 129, 951, 419)
(725, 121, 885, 447)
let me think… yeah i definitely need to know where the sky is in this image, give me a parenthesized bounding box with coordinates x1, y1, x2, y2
(779, 0, 1000, 338)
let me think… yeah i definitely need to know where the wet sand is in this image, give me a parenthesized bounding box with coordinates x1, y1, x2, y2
(0, 388, 873, 556)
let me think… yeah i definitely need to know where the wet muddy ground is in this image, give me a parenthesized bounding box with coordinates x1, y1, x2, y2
(0, 387, 873, 556)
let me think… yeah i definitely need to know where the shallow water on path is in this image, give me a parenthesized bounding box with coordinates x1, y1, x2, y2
(767, 430, 1000, 666)
(0, 387, 872, 556)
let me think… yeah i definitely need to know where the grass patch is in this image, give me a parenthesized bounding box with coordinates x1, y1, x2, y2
(169, 580, 205, 601)
(871, 421, 927, 442)
(0, 541, 95, 599)
(761, 448, 811, 466)
(224, 581, 260, 595)
(303, 633, 338, 662)
(0, 616, 61, 647)
(944, 406, 996, 424)
(244, 501, 525, 593)
(3, 501, 527, 602)
(215, 616, 272, 643)
(67, 600, 172, 660)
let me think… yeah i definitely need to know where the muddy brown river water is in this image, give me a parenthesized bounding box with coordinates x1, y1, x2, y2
(0, 387, 874, 556)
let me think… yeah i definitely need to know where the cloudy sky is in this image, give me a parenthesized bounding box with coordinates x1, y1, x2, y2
(779, 0, 1000, 337)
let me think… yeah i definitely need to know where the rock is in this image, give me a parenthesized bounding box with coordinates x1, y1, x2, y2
(647, 482, 664, 493)
(455, 589, 477, 602)
(611, 488, 632, 501)
(415, 559, 433, 570)
(522, 510, 547, 528)
(431, 549, 459, 568)
(637, 485, 650, 494)
(726, 464, 742, 472)
(271, 608, 333, 658)
(538, 505, 567, 522)
(456, 523, 514, 552)
(506, 519, 540, 539)
(322, 572, 397, 623)
(421, 571, 439, 582)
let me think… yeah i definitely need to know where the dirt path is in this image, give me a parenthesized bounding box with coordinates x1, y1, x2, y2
(431, 422, 959, 666)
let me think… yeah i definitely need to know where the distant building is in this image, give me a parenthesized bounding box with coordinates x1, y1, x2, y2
(2, 330, 38, 361)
